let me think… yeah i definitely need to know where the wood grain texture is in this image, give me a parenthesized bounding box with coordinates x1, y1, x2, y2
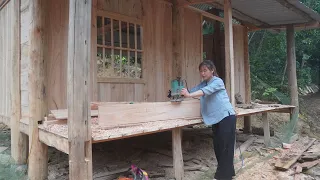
(46, 0, 69, 111)
(0, 0, 12, 122)
(98, 100, 201, 127)
(183, 8, 202, 89)
(67, 0, 92, 179)
(20, 0, 31, 118)
(172, 128, 184, 180)
(224, 0, 235, 106)
(10, 0, 28, 164)
(28, 0, 49, 179)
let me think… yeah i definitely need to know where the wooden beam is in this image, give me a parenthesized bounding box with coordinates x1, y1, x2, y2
(11, 0, 28, 164)
(243, 27, 252, 133)
(67, 0, 92, 179)
(275, 0, 314, 22)
(39, 129, 69, 154)
(224, 0, 235, 106)
(286, 24, 299, 124)
(187, 6, 224, 23)
(0, 0, 9, 10)
(262, 113, 271, 147)
(172, 128, 184, 180)
(172, 0, 184, 78)
(90, 0, 98, 102)
(28, 0, 48, 179)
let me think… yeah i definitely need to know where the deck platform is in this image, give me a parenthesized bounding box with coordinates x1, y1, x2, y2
(1, 103, 294, 155)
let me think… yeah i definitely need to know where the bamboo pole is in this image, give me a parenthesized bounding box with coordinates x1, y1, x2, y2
(67, 0, 92, 179)
(28, 0, 48, 179)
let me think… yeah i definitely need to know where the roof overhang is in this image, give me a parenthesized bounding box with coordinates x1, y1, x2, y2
(188, 0, 320, 31)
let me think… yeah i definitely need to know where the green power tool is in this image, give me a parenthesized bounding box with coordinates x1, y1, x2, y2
(167, 77, 186, 102)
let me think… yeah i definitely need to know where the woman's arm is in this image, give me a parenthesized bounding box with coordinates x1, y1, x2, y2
(181, 88, 204, 98)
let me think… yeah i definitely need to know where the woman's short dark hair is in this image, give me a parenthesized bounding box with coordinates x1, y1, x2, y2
(199, 60, 219, 77)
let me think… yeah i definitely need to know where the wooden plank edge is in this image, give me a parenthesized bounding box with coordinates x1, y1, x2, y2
(92, 121, 202, 144)
(39, 129, 69, 154)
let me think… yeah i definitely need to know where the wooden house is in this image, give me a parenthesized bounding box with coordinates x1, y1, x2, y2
(1, 0, 320, 179)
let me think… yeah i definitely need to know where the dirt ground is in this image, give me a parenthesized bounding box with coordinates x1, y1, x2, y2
(0, 92, 320, 180)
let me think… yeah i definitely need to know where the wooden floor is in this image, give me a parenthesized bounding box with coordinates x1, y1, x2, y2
(1, 103, 294, 155)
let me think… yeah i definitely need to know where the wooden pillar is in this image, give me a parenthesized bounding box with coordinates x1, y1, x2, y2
(11, 0, 28, 164)
(243, 27, 252, 133)
(67, 0, 93, 179)
(286, 25, 299, 121)
(172, 0, 184, 78)
(28, 0, 48, 179)
(262, 113, 271, 147)
(224, 0, 235, 106)
(172, 128, 184, 180)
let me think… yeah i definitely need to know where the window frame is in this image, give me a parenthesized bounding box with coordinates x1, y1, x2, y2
(96, 10, 144, 84)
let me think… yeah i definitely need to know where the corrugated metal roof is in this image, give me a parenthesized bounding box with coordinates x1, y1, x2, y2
(190, 0, 320, 29)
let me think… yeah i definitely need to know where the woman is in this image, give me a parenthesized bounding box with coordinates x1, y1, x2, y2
(180, 60, 236, 180)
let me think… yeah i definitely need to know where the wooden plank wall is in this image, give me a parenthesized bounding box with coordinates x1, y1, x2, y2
(21, 0, 31, 117)
(46, 0, 69, 110)
(0, 0, 13, 122)
(97, 0, 173, 102)
(182, 8, 202, 90)
(233, 25, 246, 101)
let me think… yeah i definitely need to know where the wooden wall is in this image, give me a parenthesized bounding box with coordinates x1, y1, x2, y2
(203, 25, 248, 101)
(97, 0, 173, 102)
(182, 8, 202, 90)
(21, 0, 30, 117)
(0, 0, 13, 123)
(45, 0, 69, 110)
(18, 0, 213, 112)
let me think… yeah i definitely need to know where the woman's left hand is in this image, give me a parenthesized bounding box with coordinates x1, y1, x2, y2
(180, 88, 190, 98)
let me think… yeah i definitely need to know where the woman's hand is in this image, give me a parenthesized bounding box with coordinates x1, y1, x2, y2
(180, 88, 190, 98)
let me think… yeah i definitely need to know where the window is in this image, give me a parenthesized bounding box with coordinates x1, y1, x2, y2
(96, 13, 143, 80)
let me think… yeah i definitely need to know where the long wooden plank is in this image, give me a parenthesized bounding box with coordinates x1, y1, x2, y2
(28, 0, 48, 179)
(51, 109, 98, 120)
(98, 100, 201, 127)
(67, 0, 92, 179)
(224, 0, 235, 106)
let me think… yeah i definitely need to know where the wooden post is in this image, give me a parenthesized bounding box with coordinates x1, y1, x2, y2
(286, 25, 299, 123)
(28, 0, 48, 179)
(67, 0, 92, 179)
(10, 0, 28, 164)
(262, 113, 271, 147)
(224, 0, 235, 106)
(243, 27, 252, 133)
(172, 0, 184, 78)
(172, 128, 184, 180)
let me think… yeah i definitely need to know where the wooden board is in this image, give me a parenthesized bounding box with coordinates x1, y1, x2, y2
(20, 0, 31, 118)
(0, 0, 13, 120)
(182, 8, 202, 90)
(46, 0, 69, 110)
(50, 109, 98, 120)
(98, 100, 201, 127)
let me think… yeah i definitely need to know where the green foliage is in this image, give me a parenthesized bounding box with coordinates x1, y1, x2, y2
(248, 0, 320, 101)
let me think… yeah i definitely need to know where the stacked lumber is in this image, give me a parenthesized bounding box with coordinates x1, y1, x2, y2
(274, 137, 320, 178)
